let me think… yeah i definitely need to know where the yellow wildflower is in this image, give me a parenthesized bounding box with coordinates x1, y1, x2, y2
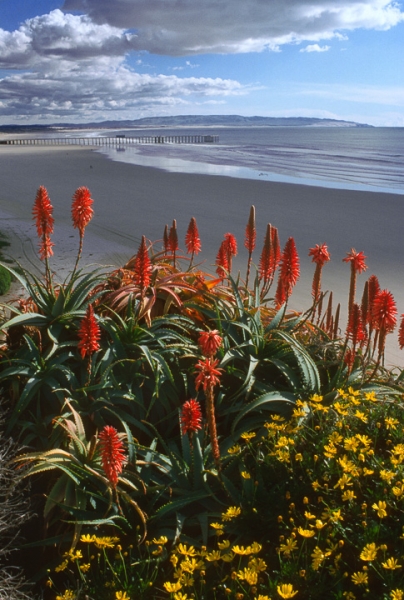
(297, 527, 315, 538)
(393, 482, 404, 498)
(79, 563, 91, 573)
(237, 567, 258, 585)
(174, 593, 189, 600)
(391, 590, 404, 600)
(364, 390, 377, 402)
(115, 593, 130, 600)
(279, 538, 298, 556)
(218, 540, 231, 550)
(55, 560, 69, 573)
(56, 592, 76, 600)
(248, 557, 267, 572)
(380, 470, 396, 483)
(241, 471, 251, 479)
(181, 557, 205, 572)
(93, 536, 119, 549)
(176, 544, 196, 556)
(351, 571, 368, 585)
(334, 474, 353, 490)
(205, 551, 221, 562)
(311, 546, 330, 570)
(360, 543, 378, 561)
(250, 542, 262, 553)
(372, 500, 387, 518)
(80, 534, 96, 543)
(354, 410, 367, 423)
(152, 536, 168, 545)
(241, 432, 256, 441)
(228, 445, 241, 454)
(382, 558, 402, 570)
(344, 438, 359, 452)
(277, 583, 298, 598)
(233, 545, 253, 555)
(385, 417, 399, 430)
(222, 506, 241, 521)
(304, 511, 316, 520)
(342, 490, 356, 502)
(164, 581, 183, 592)
(310, 394, 323, 403)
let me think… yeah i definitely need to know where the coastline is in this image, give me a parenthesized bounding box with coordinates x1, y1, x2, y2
(1, 144, 403, 366)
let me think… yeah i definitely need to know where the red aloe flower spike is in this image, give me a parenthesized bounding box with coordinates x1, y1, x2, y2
(169, 219, 179, 268)
(181, 399, 202, 435)
(133, 235, 152, 293)
(224, 233, 237, 274)
(198, 329, 223, 357)
(71, 186, 94, 236)
(185, 217, 201, 264)
(343, 248, 367, 320)
(195, 358, 223, 392)
(244, 205, 256, 288)
(98, 425, 126, 487)
(325, 291, 333, 333)
(372, 289, 397, 359)
(271, 226, 281, 272)
(372, 289, 397, 333)
(216, 240, 229, 280)
(39, 235, 55, 261)
(344, 348, 356, 374)
(194, 358, 222, 471)
(367, 275, 381, 327)
(77, 304, 101, 359)
(398, 315, 404, 350)
(309, 243, 331, 306)
(163, 224, 170, 253)
(346, 303, 367, 348)
(259, 223, 273, 290)
(71, 186, 94, 272)
(33, 185, 54, 238)
(274, 237, 300, 308)
(32, 186, 54, 287)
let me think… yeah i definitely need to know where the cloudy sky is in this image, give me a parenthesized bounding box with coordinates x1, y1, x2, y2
(0, 0, 403, 126)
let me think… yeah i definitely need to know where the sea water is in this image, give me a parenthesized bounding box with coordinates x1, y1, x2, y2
(94, 126, 404, 195)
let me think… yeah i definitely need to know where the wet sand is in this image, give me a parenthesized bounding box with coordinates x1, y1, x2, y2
(1, 144, 403, 366)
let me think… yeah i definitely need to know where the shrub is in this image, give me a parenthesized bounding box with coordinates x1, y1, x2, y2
(0, 264, 11, 295)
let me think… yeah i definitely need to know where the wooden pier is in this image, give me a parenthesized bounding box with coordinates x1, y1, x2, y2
(0, 134, 219, 146)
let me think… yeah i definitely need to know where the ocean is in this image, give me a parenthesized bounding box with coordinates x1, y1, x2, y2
(92, 126, 404, 195)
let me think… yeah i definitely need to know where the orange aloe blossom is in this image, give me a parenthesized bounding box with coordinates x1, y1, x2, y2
(133, 235, 152, 295)
(98, 425, 126, 487)
(169, 219, 179, 267)
(372, 289, 397, 357)
(77, 304, 101, 360)
(308, 243, 330, 306)
(398, 315, 404, 350)
(71, 186, 94, 271)
(275, 237, 300, 308)
(198, 329, 222, 358)
(244, 205, 256, 287)
(343, 248, 367, 320)
(195, 358, 223, 470)
(32, 186, 54, 287)
(216, 240, 229, 280)
(185, 217, 201, 265)
(181, 399, 202, 436)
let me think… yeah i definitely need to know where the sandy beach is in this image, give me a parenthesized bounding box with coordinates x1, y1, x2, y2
(1, 144, 404, 366)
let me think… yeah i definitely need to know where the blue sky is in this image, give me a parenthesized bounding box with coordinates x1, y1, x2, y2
(0, 0, 403, 126)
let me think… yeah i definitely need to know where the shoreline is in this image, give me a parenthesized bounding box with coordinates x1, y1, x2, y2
(1, 144, 403, 366)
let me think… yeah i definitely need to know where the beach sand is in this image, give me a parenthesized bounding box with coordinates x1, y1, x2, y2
(1, 144, 403, 366)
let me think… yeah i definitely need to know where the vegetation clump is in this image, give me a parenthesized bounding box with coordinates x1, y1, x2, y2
(1, 186, 404, 599)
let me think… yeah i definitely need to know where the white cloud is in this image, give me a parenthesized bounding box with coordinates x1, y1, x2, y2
(62, 0, 404, 55)
(300, 44, 331, 52)
(0, 61, 247, 121)
(0, 9, 248, 122)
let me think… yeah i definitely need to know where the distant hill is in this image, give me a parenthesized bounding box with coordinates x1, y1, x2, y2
(0, 114, 372, 133)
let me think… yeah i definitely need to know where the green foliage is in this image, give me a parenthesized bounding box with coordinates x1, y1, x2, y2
(0, 264, 11, 295)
